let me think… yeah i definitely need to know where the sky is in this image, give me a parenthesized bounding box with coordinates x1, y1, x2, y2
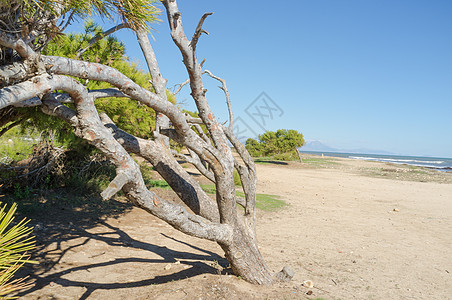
(67, 0, 452, 158)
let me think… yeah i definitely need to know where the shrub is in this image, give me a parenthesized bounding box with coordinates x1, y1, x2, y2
(246, 129, 304, 160)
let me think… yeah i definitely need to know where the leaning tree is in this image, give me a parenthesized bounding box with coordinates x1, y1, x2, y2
(0, 0, 292, 284)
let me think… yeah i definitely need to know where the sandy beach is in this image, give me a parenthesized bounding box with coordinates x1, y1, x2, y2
(19, 156, 452, 299)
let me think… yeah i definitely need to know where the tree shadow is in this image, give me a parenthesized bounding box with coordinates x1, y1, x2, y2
(15, 194, 229, 299)
(254, 160, 288, 165)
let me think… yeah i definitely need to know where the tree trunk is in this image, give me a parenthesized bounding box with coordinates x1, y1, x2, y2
(220, 218, 274, 284)
(296, 147, 303, 163)
(0, 0, 293, 285)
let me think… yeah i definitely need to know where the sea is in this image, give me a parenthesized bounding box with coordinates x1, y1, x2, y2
(300, 151, 452, 172)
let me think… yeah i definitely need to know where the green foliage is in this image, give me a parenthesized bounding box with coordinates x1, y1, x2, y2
(0, 127, 36, 163)
(0, 140, 119, 199)
(0, 200, 36, 299)
(200, 184, 217, 195)
(11, 21, 159, 155)
(273, 151, 300, 161)
(245, 129, 304, 160)
(0, 0, 160, 31)
(13, 184, 31, 200)
(45, 19, 126, 62)
(44, 21, 157, 139)
(147, 180, 171, 189)
(233, 170, 242, 187)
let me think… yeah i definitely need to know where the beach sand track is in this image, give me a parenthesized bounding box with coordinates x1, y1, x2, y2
(18, 158, 452, 299)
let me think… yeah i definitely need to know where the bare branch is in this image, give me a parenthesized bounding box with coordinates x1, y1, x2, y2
(172, 149, 215, 183)
(89, 88, 130, 99)
(222, 125, 257, 216)
(173, 78, 189, 95)
(0, 61, 33, 87)
(0, 31, 37, 59)
(193, 124, 211, 144)
(12, 88, 129, 108)
(100, 171, 129, 200)
(136, 29, 170, 147)
(0, 74, 51, 109)
(203, 69, 234, 129)
(99, 113, 220, 222)
(184, 113, 203, 124)
(162, 1, 231, 154)
(41, 85, 232, 243)
(58, 10, 76, 33)
(222, 125, 256, 173)
(190, 12, 213, 50)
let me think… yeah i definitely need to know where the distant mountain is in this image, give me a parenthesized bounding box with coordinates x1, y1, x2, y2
(300, 141, 337, 152)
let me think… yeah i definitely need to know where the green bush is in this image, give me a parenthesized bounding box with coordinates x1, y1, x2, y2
(246, 129, 304, 160)
(272, 151, 300, 161)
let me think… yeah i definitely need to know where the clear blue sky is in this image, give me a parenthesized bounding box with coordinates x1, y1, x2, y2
(67, 0, 452, 158)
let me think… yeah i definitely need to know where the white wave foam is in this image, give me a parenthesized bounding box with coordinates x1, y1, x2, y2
(349, 156, 450, 169)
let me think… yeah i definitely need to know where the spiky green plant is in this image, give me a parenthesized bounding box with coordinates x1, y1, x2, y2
(0, 193, 36, 299)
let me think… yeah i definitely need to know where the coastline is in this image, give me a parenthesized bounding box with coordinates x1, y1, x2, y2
(300, 150, 452, 172)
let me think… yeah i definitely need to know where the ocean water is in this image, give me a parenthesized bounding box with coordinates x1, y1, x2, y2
(301, 151, 452, 171)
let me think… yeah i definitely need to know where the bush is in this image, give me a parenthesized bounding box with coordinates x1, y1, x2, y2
(245, 129, 304, 160)
(272, 151, 300, 161)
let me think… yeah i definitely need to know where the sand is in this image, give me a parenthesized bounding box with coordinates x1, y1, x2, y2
(18, 156, 452, 299)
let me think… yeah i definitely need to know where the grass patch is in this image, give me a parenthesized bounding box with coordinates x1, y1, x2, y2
(233, 169, 242, 186)
(300, 157, 338, 166)
(0, 135, 36, 163)
(237, 192, 286, 211)
(139, 165, 171, 189)
(147, 180, 171, 189)
(201, 185, 286, 212)
(200, 184, 216, 195)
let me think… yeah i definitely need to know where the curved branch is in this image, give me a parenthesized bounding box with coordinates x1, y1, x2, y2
(42, 56, 190, 134)
(173, 78, 189, 95)
(171, 149, 215, 183)
(0, 74, 52, 109)
(190, 12, 213, 51)
(0, 31, 37, 59)
(204, 69, 234, 130)
(12, 88, 129, 108)
(42, 56, 226, 171)
(0, 61, 33, 88)
(76, 23, 128, 58)
(222, 125, 257, 216)
(162, 1, 230, 156)
(99, 112, 220, 223)
(40, 83, 232, 244)
(135, 29, 170, 146)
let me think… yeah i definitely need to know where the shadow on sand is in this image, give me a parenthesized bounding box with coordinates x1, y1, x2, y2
(15, 193, 229, 299)
(254, 160, 289, 166)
